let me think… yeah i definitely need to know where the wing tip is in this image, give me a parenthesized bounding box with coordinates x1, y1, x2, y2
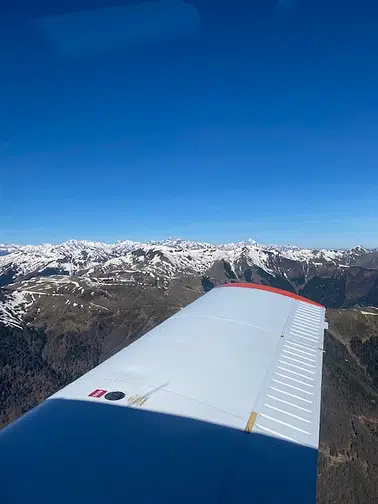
(218, 283, 325, 308)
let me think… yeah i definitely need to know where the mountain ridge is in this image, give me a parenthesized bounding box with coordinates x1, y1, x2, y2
(2, 237, 378, 330)
(0, 237, 373, 252)
(0, 237, 373, 285)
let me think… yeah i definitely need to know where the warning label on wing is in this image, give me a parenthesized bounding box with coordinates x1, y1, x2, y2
(88, 389, 107, 398)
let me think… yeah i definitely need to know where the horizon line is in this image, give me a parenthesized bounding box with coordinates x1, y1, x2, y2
(0, 237, 372, 252)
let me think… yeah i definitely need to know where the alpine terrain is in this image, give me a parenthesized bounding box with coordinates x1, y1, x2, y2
(1, 238, 377, 504)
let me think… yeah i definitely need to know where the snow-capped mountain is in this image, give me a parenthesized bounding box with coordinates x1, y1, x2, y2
(1, 237, 378, 329)
(0, 237, 372, 287)
(0, 240, 116, 284)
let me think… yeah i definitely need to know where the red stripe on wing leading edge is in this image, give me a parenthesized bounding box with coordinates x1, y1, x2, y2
(219, 283, 324, 308)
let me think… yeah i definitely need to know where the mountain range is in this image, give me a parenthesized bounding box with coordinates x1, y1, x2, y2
(0, 238, 373, 283)
(1, 238, 378, 328)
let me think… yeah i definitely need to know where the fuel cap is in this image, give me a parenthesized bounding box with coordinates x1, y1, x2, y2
(104, 391, 126, 401)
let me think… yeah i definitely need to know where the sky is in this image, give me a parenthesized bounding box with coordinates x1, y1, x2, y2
(1, 0, 378, 248)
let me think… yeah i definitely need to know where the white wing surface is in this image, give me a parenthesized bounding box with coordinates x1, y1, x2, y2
(0, 283, 326, 504)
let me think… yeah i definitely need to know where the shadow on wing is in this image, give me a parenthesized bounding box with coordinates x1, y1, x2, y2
(0, 398, 318, 503)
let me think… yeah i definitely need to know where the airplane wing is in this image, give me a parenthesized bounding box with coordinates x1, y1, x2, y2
(0, 283, 326, 504)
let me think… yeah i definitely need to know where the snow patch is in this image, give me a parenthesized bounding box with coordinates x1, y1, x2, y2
(0, 290, 32, 328)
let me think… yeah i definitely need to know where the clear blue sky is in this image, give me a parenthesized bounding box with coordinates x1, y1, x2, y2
(1, 0, 378, 248)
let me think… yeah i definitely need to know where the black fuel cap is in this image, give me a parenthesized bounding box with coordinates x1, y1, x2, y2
(104, 391, 126, 401)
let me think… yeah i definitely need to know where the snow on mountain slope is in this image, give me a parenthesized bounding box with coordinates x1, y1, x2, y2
(0, 290, 32, 328)
(95, 244, 236, 278)
(0, 237, 376, 328)
(0, 237, 371, 287)
(0, 240, 117, 283)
